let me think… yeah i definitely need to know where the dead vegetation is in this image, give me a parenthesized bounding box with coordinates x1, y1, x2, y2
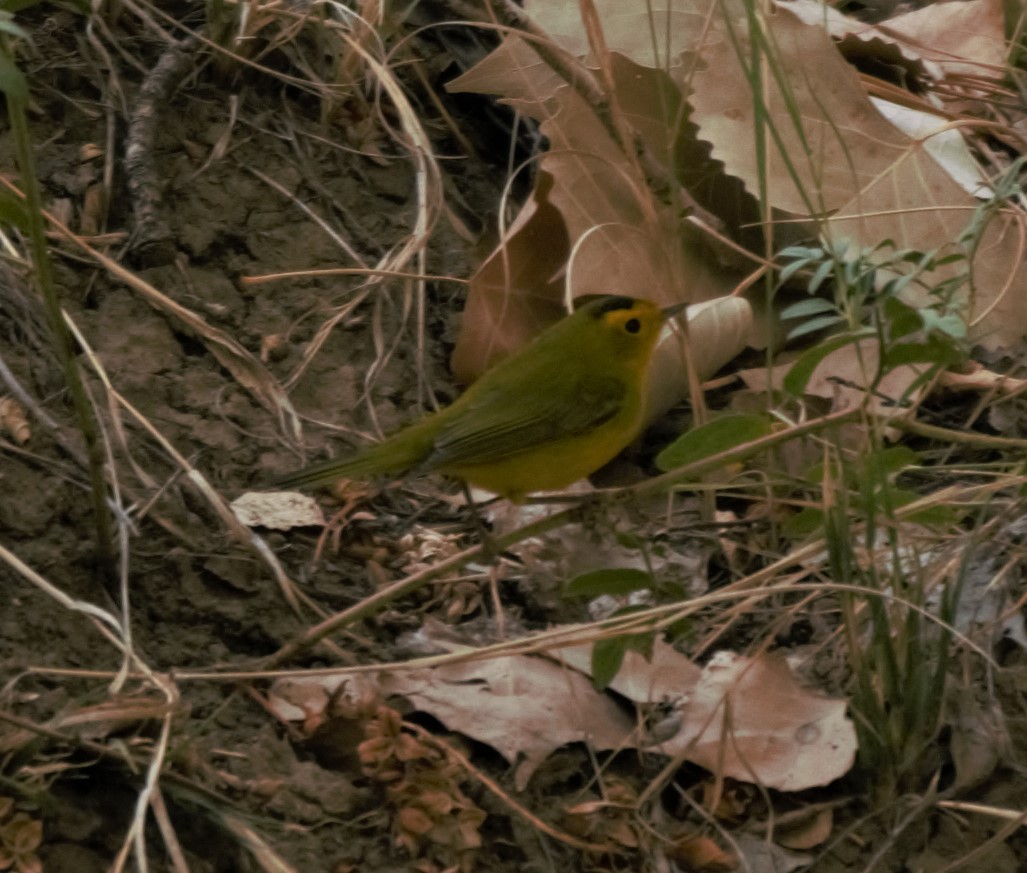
(0, 1, 1026, 871)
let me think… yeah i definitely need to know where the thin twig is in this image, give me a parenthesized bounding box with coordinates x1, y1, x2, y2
(891, 416, 1027, 451)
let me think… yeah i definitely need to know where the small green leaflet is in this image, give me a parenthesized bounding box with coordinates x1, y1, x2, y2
(0, 186, 29, 230)
(562, 568, 652, 599)
(655, 414, 772, 472)
(590, 628, 653, 691)
(0, 51, 27, 101)
(782, 329, 875, 396)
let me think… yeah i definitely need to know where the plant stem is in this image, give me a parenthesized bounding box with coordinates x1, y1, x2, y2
(6, 84, 115, 577)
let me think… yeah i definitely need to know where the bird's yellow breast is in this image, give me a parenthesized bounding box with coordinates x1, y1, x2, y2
(438, 398, 643, 502)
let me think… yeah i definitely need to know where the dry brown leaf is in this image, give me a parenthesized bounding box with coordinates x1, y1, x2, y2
(783, 0, 943, 82)
(775, 807, 834, 850)
(553, 642, 855, 791)
(947, 688, 1004, 792)
(686, 0, 1026, 349)
(449, 176, 570, 382)
(667, 833, 737, 872)
(378, 657, 637, 790)
(231, 491, 327, 531)
(522, 1, 1023, 351)
(655, 652, 856, 792)
(734, 832, 811, 873)
(868, 98, 990, 197)
(884, 0, 1009, 79)
(270, 643, 853, 794)
(527, 0, 706, 66)
(271, 655, 636, 791)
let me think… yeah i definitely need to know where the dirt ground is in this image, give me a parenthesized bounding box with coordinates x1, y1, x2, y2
(0, 4, 1025, 873)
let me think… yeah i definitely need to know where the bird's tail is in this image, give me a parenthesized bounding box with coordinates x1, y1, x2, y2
(268, 420, 436, 490)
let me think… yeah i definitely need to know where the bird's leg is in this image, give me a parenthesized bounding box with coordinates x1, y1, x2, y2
(459, 484, 516, 636)
(461, 481, 504, 561)
(567, 486, 626, 539)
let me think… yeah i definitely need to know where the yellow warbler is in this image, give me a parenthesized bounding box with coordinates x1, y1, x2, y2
(273, 295, 683, 502)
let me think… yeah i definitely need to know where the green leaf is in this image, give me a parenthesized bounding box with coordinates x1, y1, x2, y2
(655, 414, 772, 472)
(920, 310, 967, 340)
(782, 507, 825, 538)
(880, 337, 963, 369)
(664, 616, 692, 643)
(778, 244, 823, 263)
(0, 51, 27, 100)
(808, 257, 836, 293)
(867, 445, 919, 480)
(782, 329, 875, 396)
(0, 1, 52, 12)
(882, 297, 923, 340)
(778, 258, 812, 285)
(887, 489, 959, 527)
(785, 313, 845, 342)
(614, 531, 645, 550)
(562, 568, 653, 600)
(0, 186, 29, 230)
(780, 297, 837, 319)
(590, 627, 654, 691)
(591, 637, 629, 691)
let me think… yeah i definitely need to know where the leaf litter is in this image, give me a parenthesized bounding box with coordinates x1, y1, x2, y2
(2, 1, 1026, 871)
(270, 634, 856, 793)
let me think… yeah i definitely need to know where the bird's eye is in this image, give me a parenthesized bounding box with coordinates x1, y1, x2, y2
(624, 318, 641, 334)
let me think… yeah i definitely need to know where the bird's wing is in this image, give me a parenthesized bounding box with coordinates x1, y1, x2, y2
(423, 371, 627, 470)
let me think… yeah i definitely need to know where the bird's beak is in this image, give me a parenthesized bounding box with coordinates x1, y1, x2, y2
(661, 300, 689, 320)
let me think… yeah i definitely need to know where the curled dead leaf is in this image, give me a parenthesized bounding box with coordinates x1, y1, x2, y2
(0, 397, 30, 445)
(79, 143, 104, 161)
(667, 833, 736, 872)
(398, 805, 435, 837)
(775, 807, 834, 850)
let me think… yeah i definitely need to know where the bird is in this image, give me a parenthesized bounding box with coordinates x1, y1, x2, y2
(271, 295, 684, 502)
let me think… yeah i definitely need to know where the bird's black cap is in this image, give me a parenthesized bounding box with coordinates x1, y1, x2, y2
(586, 295, 636, 318)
